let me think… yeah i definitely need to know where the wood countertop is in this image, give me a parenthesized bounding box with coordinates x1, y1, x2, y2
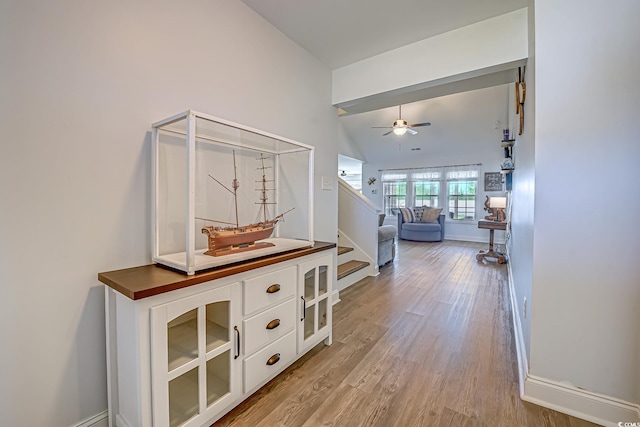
(99, 241, 336, 300)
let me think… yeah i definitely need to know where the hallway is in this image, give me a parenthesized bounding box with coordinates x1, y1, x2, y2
(216, 240, 597, 426)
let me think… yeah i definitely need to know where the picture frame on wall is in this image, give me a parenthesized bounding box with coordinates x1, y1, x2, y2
(484, 172, 503, 191)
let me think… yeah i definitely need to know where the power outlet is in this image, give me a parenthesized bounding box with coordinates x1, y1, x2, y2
(523, 297, 527, 319)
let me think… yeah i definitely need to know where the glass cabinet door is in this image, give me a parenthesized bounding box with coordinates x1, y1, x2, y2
(151, 283, 241, 427)
(298, 254, 333, 354)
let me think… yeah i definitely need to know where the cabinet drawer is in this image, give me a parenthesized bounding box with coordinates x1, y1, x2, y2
(243, 266, 296, 315)
(244, 330, 296, 393)
(243, 298, 296, 356)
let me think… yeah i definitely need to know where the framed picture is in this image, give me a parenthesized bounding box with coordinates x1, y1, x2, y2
(484, 172, 502, 191)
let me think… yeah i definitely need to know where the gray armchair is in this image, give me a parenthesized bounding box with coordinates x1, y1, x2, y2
(377, 214, 397, 266)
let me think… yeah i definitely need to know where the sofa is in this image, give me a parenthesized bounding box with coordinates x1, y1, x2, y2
(397, 207, 445, 242)
(378, 214, 397, 266)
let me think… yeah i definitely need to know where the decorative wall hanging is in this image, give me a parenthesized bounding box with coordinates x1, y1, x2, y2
(484, 172, 503, 192)
(516, 66, 526, 135)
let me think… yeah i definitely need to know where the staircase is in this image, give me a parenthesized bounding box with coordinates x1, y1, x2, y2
(334, 245, 370, 304)
(337, 258, 370, 280)
(334, 178, 380, 303)
(337, 246, 370, 280)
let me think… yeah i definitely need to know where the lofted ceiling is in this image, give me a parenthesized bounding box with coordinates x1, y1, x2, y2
(340, 84, 511, 165)
(240, 0, 526, 162)
(240, 0, 526, 70)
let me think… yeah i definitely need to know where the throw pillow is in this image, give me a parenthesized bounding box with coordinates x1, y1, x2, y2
(378, 213, 386, 226)
(420, 206, 443, 223)
(399, 207, 416, 223)
(412, 206, 426, 222)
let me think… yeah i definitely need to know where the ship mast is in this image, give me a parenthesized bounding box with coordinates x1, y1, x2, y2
(259, 154, 268, 222)
(206, 151, 240, 227)
(232, 150, 239, 228)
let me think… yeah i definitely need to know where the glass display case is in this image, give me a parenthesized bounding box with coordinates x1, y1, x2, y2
(152, 110, 314, 275)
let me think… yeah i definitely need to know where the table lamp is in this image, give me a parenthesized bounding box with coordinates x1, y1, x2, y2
(489, 197, 507, 222)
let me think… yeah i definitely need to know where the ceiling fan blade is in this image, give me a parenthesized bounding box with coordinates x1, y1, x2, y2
(382, 130, 393, 136)
(410, 122, 431, 127)
(407, 128, 418, 135)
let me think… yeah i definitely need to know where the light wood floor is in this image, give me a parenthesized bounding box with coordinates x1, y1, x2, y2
(215, 240, 599, 427)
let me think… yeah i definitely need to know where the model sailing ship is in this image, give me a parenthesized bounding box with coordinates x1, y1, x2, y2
(198, 151, 292, 257)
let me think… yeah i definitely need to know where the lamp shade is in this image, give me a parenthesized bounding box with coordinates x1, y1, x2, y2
(489, 197, 507, 209)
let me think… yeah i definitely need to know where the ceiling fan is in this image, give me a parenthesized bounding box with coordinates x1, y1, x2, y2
(372, 105, 431, 136)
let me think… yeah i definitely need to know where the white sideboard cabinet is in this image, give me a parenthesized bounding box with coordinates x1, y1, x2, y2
(100, 242, 335, 427)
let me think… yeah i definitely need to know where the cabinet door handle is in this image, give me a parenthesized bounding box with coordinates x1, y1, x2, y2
(266, 284, 281, 293)
(301, 296, 305, 322)
(266, 353, 281, 366)
(234, 326, 240, 359)
(266, 319, 280, 330)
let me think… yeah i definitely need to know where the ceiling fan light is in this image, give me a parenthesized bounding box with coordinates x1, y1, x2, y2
(392, 119, 408, 136)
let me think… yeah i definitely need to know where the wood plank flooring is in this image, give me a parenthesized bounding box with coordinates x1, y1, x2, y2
(215, 240, 600, 427)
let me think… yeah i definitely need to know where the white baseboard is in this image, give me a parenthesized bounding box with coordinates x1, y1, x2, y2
(506, 259, 528, 397)
(445, 235, 506, 244)
(506, 250, 640, 426)
(73, 411, 108, 427)
(523, 375, 640, 427)
(332, 289, 341, 305)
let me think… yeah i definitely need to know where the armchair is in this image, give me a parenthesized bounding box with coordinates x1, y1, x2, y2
(397, 211, 445, 242)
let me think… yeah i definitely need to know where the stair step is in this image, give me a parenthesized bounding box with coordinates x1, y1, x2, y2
(337, 246, 354, 256)
(337, 260, 370, 280)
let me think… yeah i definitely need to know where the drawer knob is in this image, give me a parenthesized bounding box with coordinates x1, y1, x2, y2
(266, 353, 281, 366)
(266, 284, 281, 294)
(266, 319, 281, 330)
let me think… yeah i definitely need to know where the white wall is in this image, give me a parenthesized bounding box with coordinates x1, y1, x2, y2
(507, 0, 536, 365)
(531, 0, 640, 405)
(337, 121, 366, 162)
(332, 8, 528, 106)
(0, 1, 337, 425)
(360, 84, 510, 242)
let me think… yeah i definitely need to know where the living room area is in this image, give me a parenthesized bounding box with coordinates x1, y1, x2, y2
(334, 82, 514, 295)
(338, 83, 513, 239)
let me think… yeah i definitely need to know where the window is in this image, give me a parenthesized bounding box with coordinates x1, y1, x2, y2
(383, 181, 406, 216)
(446, 170, 478, 220)
(381, 167, 478, 221)
(382, 173, 407, 216)
(412, 172, 440, 207)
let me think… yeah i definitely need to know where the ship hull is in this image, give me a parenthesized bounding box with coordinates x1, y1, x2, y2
(207, 225, 275, 248)
(201, 216, 283, 256)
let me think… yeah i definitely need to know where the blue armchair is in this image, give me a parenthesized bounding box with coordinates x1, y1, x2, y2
(397, 213, 445, 242)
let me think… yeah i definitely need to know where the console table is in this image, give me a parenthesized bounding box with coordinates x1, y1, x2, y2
(99, 241, 335, 427)
(476, 221, 507, 264)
